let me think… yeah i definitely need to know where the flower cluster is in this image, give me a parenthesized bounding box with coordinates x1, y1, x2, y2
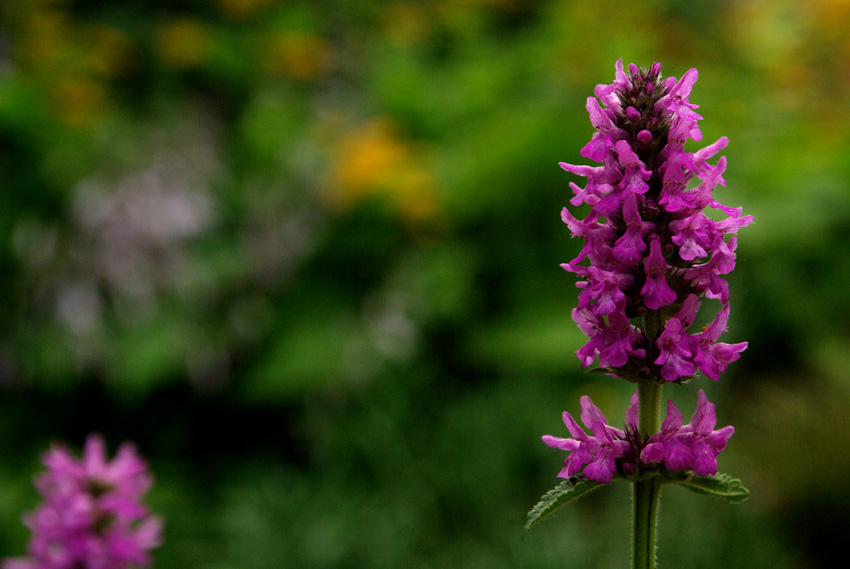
(542, 61, 748, 485)
(542, 390, 733, 483)
(641, 390, 735, 476)
(560, 59, 751, 382)
(3, 435, 162, 569)
(541, 394, 636, 484)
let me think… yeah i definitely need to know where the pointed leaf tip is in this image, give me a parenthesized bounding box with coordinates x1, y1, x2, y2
(526, 476, 605, 529)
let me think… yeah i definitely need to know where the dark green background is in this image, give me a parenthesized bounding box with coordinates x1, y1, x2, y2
(1, 1, 847, 567)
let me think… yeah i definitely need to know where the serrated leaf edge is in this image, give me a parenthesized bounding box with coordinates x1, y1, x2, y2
(526, 477, 605, 529)
(678, 473, 750, 503)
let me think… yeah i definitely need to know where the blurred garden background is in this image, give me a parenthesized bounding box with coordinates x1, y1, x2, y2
(1, 0, 849, 567)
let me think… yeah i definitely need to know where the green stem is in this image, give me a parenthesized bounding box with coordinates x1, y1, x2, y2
(638, 379, 662, 436)
(633, 380, 663, 569)
(633, 476, 662, 569)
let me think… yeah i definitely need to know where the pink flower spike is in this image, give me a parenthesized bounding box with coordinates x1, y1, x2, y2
(548, 60, 749, 491)
(556, 59, 749, 385)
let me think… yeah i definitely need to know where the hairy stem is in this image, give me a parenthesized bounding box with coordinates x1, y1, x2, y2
(633, 475, 662, 569)
(638, 379, 662, 436)
(633, 380, 663, 569)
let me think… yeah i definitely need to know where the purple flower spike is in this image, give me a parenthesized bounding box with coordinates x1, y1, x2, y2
(558, 60, 750, 379)
(3, 435, 162, 569)
(544, 60, 747, 487)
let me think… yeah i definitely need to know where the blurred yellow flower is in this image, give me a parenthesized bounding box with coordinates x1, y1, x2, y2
(154, 19, 214, 69)
(326, 120, 440, 223)
(332, 121, 406, 196)
(9, 6, 130, 126)
(262, 31, 330, 81)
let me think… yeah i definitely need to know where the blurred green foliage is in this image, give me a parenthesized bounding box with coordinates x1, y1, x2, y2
(1, 0, 849, 567)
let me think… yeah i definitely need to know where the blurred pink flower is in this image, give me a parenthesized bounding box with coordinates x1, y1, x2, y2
(3, 435, 162, 569)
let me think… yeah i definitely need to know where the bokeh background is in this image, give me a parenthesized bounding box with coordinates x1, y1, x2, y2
(1, 0, 849, 567)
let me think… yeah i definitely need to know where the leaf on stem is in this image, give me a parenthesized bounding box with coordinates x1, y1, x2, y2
(678, 473, 750, 503)
(526, 476, 604, 529)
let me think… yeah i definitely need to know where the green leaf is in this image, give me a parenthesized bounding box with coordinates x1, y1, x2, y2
(526, 476, 604, 529)
(678, 473, 750, 503)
